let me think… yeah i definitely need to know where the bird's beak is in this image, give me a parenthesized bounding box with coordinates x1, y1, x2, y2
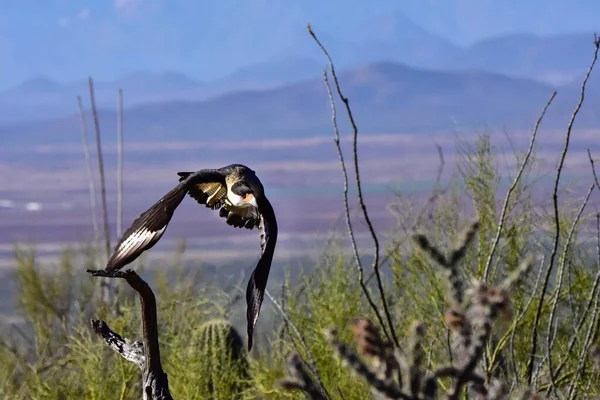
(243, 193, 258, 207)
(248, 195, 258, 207)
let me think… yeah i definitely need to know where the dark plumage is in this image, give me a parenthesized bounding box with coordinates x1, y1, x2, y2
(105, 164, 278, 351)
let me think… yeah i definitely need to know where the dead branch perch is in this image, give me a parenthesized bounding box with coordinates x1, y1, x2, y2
(87, 269, 173, 400)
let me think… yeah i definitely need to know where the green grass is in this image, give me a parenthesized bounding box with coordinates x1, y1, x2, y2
(1, 129, 599, 399)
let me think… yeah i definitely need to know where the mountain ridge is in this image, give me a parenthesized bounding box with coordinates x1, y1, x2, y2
(2, 60, 597, 150)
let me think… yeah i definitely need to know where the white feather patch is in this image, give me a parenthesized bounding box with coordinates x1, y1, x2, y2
(226, 186, 244, 206)
(116, 226, 167, 259)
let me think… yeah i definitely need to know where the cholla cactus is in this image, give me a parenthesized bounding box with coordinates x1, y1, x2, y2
(277, 220, 544, 399)
(197, 319, 250, 399)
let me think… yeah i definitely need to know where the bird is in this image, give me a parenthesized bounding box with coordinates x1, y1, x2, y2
(104, 163, 278, 351)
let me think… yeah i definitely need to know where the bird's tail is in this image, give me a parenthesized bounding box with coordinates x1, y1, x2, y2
(245, 196, 278, 352)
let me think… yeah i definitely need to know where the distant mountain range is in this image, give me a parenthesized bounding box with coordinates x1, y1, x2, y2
(0, 57, 323, 124)
(3, 60, 599, 150)
(1, 17, 597, 125)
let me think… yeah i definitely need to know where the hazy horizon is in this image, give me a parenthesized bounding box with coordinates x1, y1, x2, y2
(2, 1, 600, 272)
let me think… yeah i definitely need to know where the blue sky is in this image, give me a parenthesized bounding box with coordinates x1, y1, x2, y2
(1, 0, 599, 90)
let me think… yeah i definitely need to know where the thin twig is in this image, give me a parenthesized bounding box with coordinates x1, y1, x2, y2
(77, 96, 100, 262)
(587, 149, 600, 191)
(278, 351, 327, 400)
(546, 183, 595, 394)
(89, 76, 115, 307)
(365, 143, 447, 286)
(265, 289, 330, 399)
(325, 328, 412, 400)
(566, 214, 600, 399)
(567, 262, 600, 398)
(88, 76, 111, 260)
(552, 216, 600, 381)
(308, 23, 399, 348)
(509, 255, 546, 390)
(527, 34, 600, 385)
(483, 91, 557, 281)
(117, 88, 124, 238)
(320, 66, 391, 344)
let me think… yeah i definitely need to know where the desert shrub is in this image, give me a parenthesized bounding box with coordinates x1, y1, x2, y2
(2, 23, 600, 400)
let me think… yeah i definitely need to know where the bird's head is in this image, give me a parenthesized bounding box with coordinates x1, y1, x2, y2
(228, 166, 264, 208)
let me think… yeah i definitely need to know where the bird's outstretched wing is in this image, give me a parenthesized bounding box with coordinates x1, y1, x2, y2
(177, 171, 227, 210)
(245, 194, 278, 351)
(177, 171, 261, 230)
(106, 170, 224, 272)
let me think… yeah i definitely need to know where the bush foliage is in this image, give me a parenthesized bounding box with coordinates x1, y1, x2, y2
(1, 26, 600, 400)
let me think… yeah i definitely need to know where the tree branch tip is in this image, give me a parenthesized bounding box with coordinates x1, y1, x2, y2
(90, 318, 104, 331)
(89, 319, 116, 338)
(86, 268, 136, 279)
(86, 268, 111, 277)
(411, 233, 428, 246)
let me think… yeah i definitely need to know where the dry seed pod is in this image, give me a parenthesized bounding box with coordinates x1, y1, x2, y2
(350, 318, 387, 358)
(488, 286, 513, 321)
(444, 306, 467, 332)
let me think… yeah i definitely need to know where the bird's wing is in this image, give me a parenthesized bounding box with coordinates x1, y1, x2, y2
(177, 170, 261, 230)
(177, 171, 228, 210)
(218, 204, 261, 229)
(245, 194, 278, 351)
(106, 170, 224, 272)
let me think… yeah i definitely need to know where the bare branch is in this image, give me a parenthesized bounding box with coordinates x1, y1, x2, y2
(413, 220, 480, 306)
(365, 143, 447, 286)
(566, 213, 600, 399)
(552, 213, 600, 381)
(88, 269, 173, 400)
(325, 328, 412, 400)
(88, 76, 115, 307)
(265, 288, 329, 399)
(509, 256, 546, 390)
(527, 33, 600, 385)
(117, 88, 124, 238)
(587, 149, 600, 191)
(90, 319, 144, 369)
(320, 65, 391, 344)
(308, 23, 399, 348)
(77, 95, 100, 264)
(482, 91, 557, 281)
(88, 77, 111, 261)
(277, 351, 327, 400)
(546, 183, 595, 394)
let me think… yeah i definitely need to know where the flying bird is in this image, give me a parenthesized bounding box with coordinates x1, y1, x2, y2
(104, 164, 278, 351)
